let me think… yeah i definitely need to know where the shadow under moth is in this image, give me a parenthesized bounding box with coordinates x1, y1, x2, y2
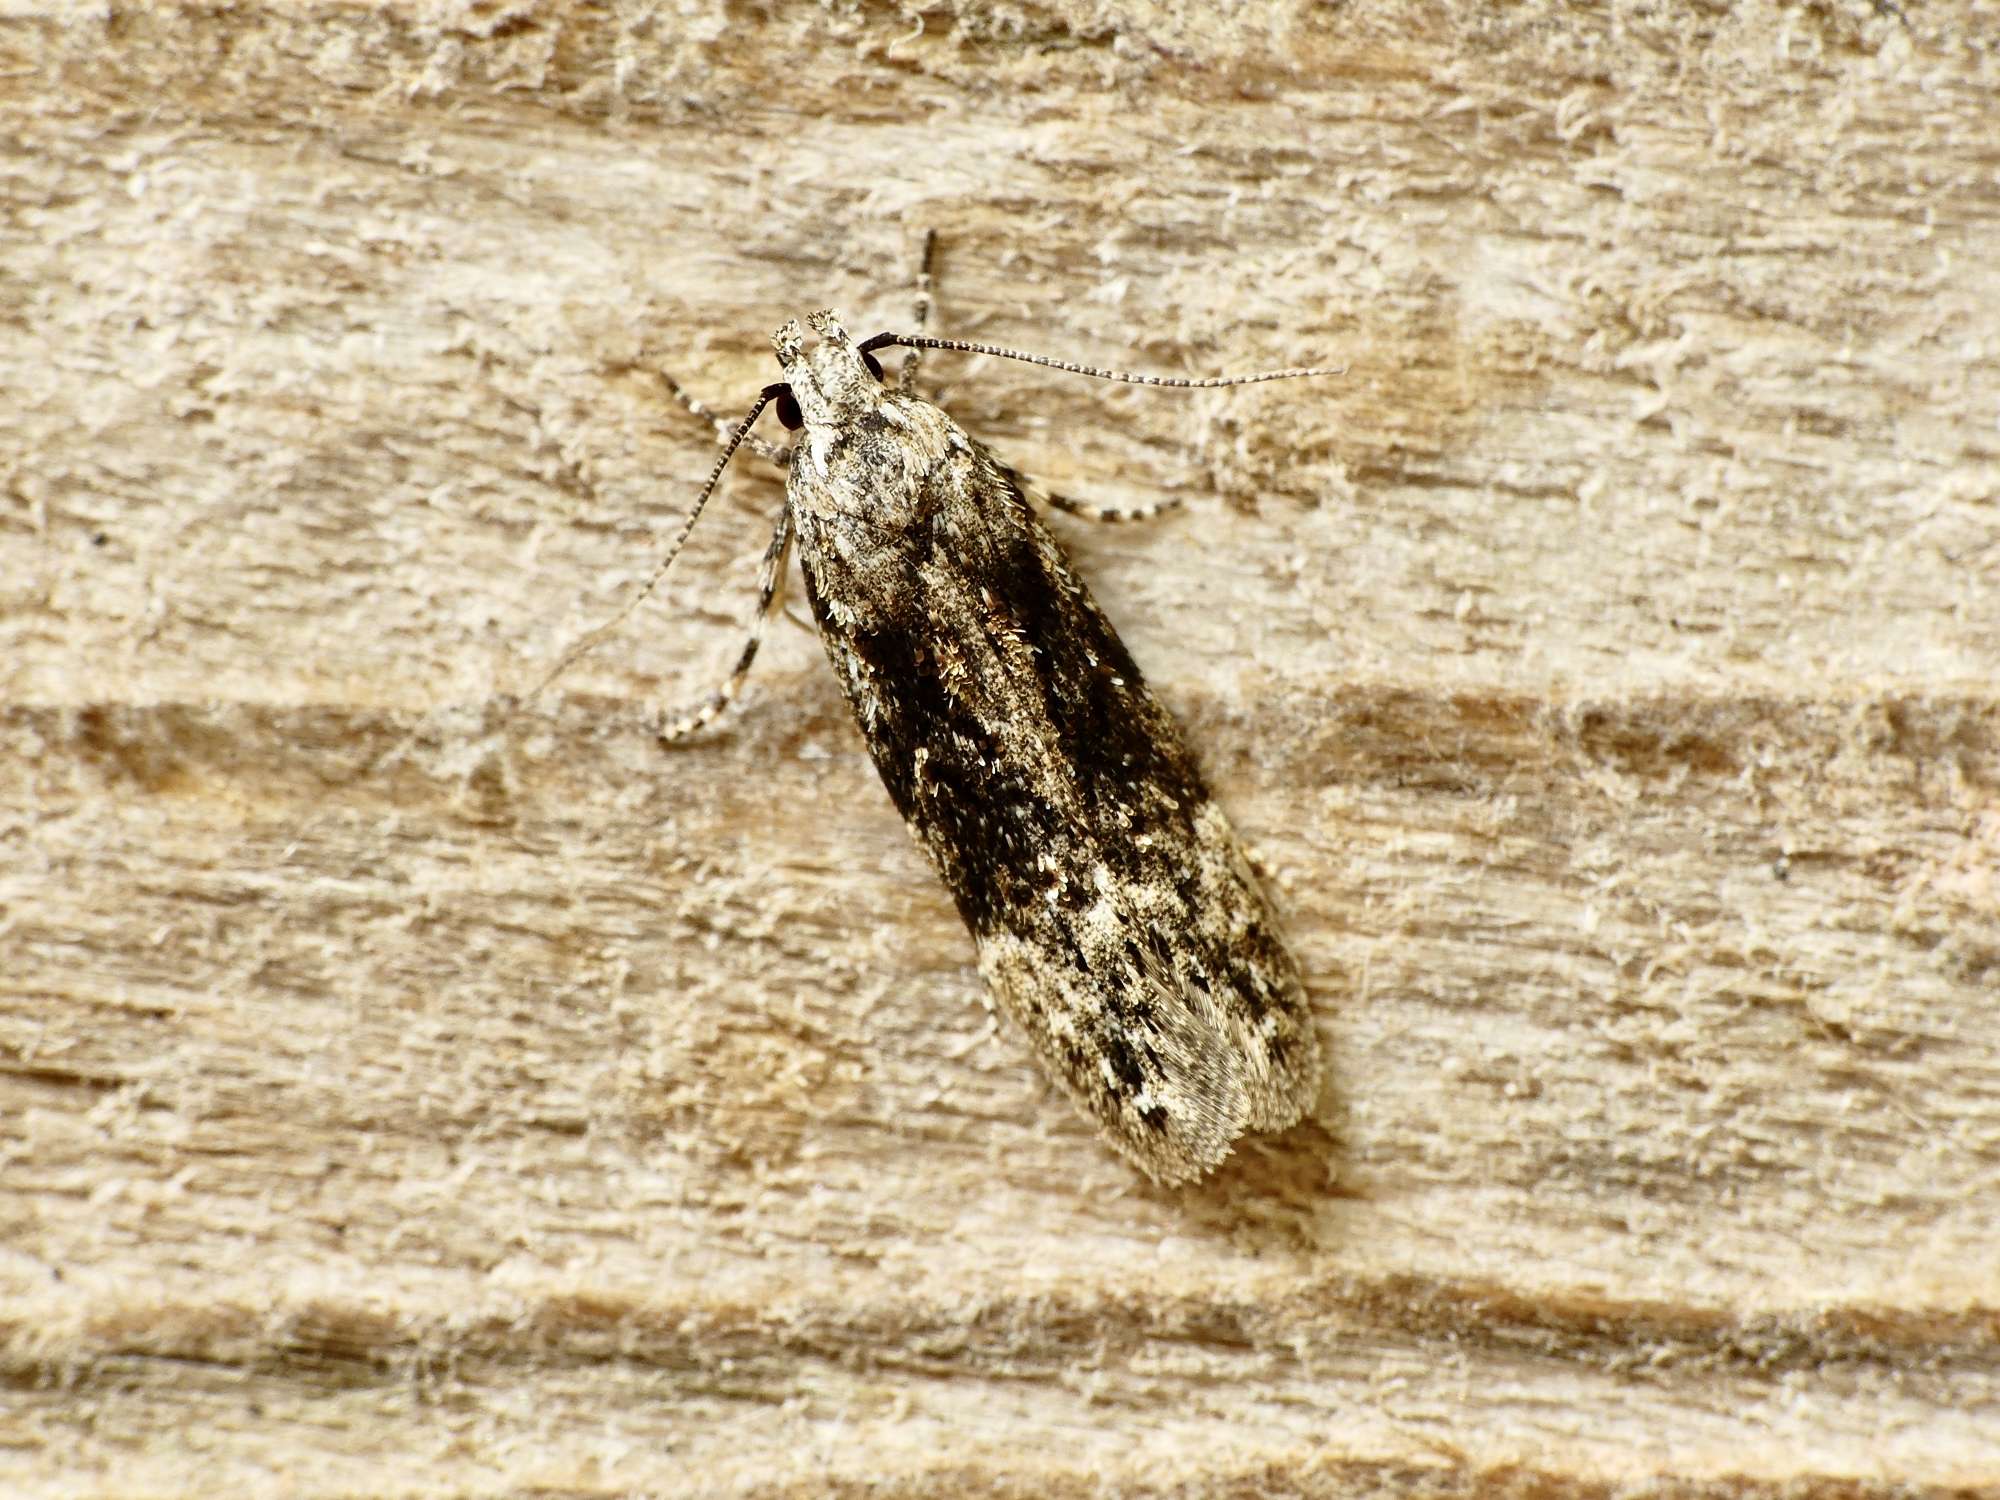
(545, 264, 1330, 1184)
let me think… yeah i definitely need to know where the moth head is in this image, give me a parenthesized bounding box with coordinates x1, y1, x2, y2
(769, 309, 886, 432)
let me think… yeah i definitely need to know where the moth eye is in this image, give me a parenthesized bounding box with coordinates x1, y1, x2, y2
(776, 387, 802, 430)
(862, 350, 884, 382)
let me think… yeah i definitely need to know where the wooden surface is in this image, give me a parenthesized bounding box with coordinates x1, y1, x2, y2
(4, 3, 1998, 1495)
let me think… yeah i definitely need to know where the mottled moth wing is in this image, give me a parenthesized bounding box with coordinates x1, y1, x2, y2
(781, 320, 1319, 1183)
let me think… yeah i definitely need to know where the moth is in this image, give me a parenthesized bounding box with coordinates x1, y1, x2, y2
(550, 266, 1329, 1183)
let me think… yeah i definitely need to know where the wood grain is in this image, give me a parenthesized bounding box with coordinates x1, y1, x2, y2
(3, 3, 1996, 1495)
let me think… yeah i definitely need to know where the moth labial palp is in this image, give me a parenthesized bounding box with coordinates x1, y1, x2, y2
(550, 294, 1338, 1185)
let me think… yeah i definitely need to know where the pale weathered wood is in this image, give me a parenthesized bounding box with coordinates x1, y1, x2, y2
(3, 2, 1997, 1495)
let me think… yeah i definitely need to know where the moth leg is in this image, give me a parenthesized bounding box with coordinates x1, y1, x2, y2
(897, 230, 938, 390)
(995, 455, 1187, 526)
(659, 370, 791, 467)
(659, 506, 795, 743)
(1040, 489, 1187, 525)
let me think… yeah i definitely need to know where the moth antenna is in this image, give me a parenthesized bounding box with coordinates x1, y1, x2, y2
(529, 382, 786, 700)
(858, 331, 1343, 389)
(655, 506, 794, 742)
(659, 369, 791, 466)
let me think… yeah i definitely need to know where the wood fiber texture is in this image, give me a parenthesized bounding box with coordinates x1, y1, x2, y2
(2, 2, 1996, 1496)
